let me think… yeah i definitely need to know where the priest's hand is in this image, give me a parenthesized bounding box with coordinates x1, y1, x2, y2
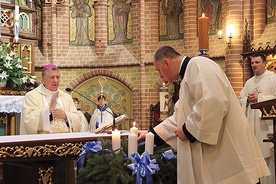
(52, 108, 67, 120)
(247, 92, 258, 103)
(137, 131, 148, 143)
(175, 127, 186, 141)
(49, 91, 59, 112)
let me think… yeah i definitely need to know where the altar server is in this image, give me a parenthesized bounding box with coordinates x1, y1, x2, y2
(90, 95, 114, 132)
(138, 46, 270, 184)
(20, 64, 81, 134)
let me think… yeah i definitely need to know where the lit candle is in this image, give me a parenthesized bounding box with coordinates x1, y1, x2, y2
(159, 82, 169, 120)
(198, 13, 209, 50)
(129, 122, 138, 135)
(218, 30, 222, 39)
(112, 129, 121, 152)
(145, 132, 154, 155)
(128, 133, 138, 157)
(14, 5, 19, 43)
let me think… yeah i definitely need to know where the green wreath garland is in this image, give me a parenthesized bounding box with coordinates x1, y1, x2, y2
(77, 138, 177, 184)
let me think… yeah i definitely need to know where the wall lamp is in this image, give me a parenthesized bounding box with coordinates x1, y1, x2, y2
(218, 27, 234, 48)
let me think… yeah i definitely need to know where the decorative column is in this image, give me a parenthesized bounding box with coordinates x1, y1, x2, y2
(183, 0, 197, 49)
(9, 113, 16, 135)
(225, 0, 244, 96)
(51, 0, 57, 63)
(93, 0, 108, 56)
(139, 0, 146, 130)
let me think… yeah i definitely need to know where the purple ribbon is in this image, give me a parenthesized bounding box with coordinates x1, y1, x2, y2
(162, 149, 177, 161)
(77, 141, 102, 172)
(127, 151, 160, 184)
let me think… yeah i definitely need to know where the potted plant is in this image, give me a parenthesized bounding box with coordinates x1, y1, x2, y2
(0, 43, 36, 91)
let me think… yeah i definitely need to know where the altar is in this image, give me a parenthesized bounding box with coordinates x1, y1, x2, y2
(0, 132, 129, 184)
(0, 95, 24, 135)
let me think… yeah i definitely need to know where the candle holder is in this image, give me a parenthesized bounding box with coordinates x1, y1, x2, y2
(227, 34, 232, 48)
(217, 30, 233, 48)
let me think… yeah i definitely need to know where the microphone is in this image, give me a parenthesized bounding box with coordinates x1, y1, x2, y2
(65, 88, 116, 131)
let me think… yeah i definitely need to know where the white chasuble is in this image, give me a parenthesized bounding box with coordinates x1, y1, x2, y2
(20, 84, 81, 134)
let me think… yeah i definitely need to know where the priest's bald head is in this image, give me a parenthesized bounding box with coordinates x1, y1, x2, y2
(42, 64, 60, 91)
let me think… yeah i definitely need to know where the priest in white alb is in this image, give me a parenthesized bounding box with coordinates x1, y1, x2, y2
(20, 64, 81, 134)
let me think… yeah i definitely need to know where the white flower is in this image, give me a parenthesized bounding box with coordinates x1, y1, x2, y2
(30, 77, 36, 84)
(21, 76, 28, 83)
(4, 61, 12, 69)
(9, 50, 15, 57)
(0, 71, 8, 80)
(5, 55, 13, 62)
(16, 63, 23, 69)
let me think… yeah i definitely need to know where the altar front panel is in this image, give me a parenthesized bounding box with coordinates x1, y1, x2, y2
(0, 132, 129, 183)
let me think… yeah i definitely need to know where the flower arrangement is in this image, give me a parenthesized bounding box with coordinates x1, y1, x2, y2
(77, 138, 177, 184)
(0, 43, 36, 91)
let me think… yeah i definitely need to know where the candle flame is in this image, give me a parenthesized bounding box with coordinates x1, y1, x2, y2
(133, 122, 136, 127)
(162, 82, 165, 87)
(218, 30, 222, 37)
(202, 13, 205, 17)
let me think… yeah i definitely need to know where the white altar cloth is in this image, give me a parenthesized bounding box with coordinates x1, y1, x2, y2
(0, 131, 129, 144)
(0, 95, 24, 113)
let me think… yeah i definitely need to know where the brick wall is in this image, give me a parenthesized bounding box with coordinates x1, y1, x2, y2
(33, 0, 275, 130)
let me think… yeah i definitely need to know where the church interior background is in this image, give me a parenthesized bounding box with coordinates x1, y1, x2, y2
(0, 0, 276, 182)
(1, 0, 276, 133)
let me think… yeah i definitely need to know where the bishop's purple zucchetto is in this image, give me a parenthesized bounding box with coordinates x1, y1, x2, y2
(42, 64, 58, 71)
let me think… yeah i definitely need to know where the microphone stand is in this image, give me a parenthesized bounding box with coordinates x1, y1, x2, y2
(65, 88, 116, 131)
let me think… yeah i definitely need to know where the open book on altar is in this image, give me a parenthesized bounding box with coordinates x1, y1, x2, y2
(94, 114, 127, 133)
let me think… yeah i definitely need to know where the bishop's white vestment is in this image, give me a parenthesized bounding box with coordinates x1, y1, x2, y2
(20, 84, 81, 134)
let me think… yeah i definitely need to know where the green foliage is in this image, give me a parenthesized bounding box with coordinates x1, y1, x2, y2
(77, 138, 177, 184)
(0, 43, 36, 90)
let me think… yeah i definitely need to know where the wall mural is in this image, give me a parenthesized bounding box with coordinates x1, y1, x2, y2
(267, 0, 276, 23)
(159, 0, 184, 41)
(70, 0, 95, 46)
(72, 76, 133, 130)
(108, 0, 132, 45)
(199, 0, 222, 35)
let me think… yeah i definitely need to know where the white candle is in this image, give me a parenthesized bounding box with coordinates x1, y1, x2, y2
(145, 132, 154, 155)
(112, 129, 121, 152)
(14, 5, 19, 21)
(128, 133, 138, 157)
(14, 5, 19, 42)
(129, 122, 138, 135)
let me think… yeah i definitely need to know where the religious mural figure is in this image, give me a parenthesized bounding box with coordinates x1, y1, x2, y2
(71, 0, 93, 46)
(111, 0, 131, 44)
(18, 0, 27, 6)
(161, 0, 183, 40)
(200, 0, 222, 34)
(267, 0, 276, 22)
